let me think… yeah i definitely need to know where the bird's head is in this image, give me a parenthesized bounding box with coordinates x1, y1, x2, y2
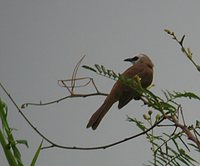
(124, 53, 154, 68)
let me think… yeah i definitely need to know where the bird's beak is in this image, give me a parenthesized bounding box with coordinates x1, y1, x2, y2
(124, 58, 133, 62)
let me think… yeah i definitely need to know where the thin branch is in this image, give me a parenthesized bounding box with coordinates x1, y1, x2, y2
(21, 92, 107, 108)
(22, 75, 106, 108)
(157, 124, 175, 127)
(42, 118, 165, 150)
(22, 55, 103, 108)
(58, 77, 100, 94)
(71, 55, 86, 93)
(0, 82, 165, 151)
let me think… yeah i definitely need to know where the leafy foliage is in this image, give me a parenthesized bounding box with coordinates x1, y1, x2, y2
(0, 98, 42, 166)
(82, 30, 200, 165)
(0, 98, 23, 165)
(83, 63, 200, 165)
(82, 64, 119, 80)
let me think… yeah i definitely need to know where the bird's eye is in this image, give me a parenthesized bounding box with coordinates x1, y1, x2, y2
(132, 56, 139, 61)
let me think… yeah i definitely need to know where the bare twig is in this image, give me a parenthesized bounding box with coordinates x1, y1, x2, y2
(58, 77, 100, 94)
(22, 76, 106, 108)
(0, 82, 165, 151)
(71, 54, 86, 93)
(21, 92, 107, 108)
(42, 117, 165, 150)
(22, 55, 103, 109)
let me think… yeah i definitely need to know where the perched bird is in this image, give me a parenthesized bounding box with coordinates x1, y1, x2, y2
(87, 54, 154, 130)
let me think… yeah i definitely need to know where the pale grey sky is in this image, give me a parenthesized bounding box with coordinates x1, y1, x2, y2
(1, 0, 200, 165)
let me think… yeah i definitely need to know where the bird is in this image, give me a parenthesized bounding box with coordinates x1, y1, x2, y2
(86, 53, 154, 130)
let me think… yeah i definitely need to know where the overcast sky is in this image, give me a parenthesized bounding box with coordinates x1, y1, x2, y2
(1, 0, 200, 165)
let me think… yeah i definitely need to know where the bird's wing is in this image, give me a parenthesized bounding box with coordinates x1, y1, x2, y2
(118, 87, 135, 109)
(117, 64, 144, 109)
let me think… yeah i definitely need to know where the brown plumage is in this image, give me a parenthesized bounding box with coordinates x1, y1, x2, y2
(86, 54, 154, 130)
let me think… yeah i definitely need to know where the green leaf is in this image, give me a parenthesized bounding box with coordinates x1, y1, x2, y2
(94, 64, 102, 74)
(107, 69, 112, 77)
(82, 65, 97, 73)
(111, 70, 119, 79)
(159, 102, 176, 112)
(101, 65, 107, 75)
(180, 149, 199, 164)
(30, 140, 43, 166)
(127, 117, 146, 131)
(178, 136, 190, 152)
(173, 91, 200, 100)
(16, 139, 29, 148)
(12, 146, 23, 165)
(0, 100, 9, 132)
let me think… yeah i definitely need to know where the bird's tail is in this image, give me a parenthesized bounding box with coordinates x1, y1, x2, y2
(86, 98, 114, 130)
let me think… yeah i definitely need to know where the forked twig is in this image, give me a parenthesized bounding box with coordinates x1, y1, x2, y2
(21, 55, 104, 108)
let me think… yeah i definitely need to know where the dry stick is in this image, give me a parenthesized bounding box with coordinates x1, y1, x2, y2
(71, 55, 86, 92)
(21, 92, 108, 108)
(0, 82, 164, 151)
(21, 76, 105, 108)
(42, 117, 165, 150)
